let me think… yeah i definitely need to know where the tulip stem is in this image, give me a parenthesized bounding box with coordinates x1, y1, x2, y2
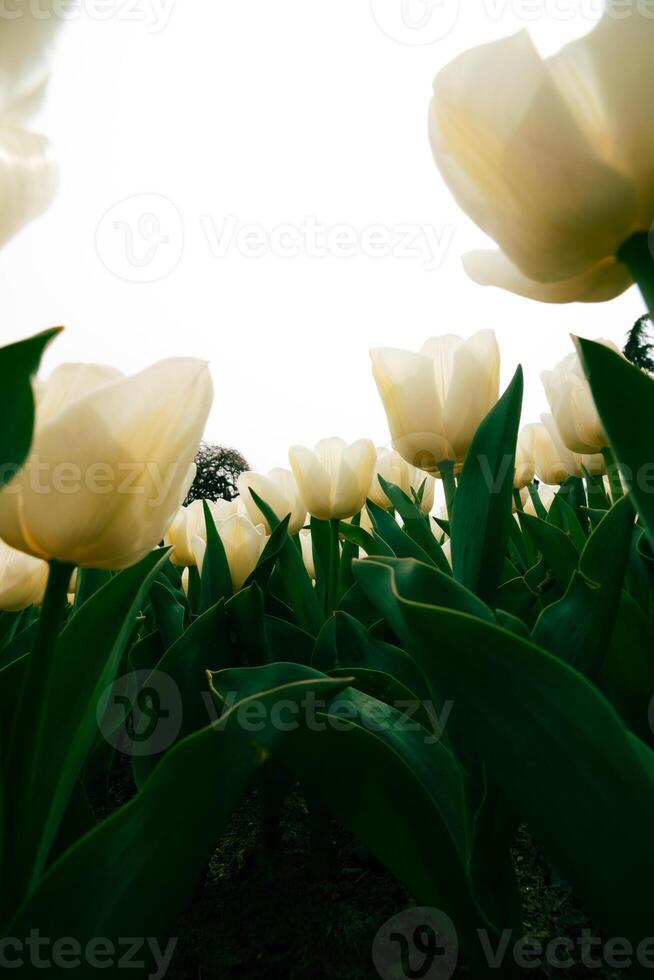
(439, 460, 457, 522)
(5, 558, 74, 906)
(601, 447, 623, 505)
(617, 231, 654, 314)
(327, 519, 341, 615)
(512, 489, 524, 512)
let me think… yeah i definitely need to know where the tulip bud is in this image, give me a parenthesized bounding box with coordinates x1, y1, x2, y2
(193, 514, 266, 592)
(0, 537, 48, 611)
(289, 437, 376, 521)
(237, 467, 306, 535)
(0, 358, 213, 569)
(541, 342, 621, 454)
(370, 331, 499, 474)
(368, 448, 436, 513)
(428, 12, 648, 303)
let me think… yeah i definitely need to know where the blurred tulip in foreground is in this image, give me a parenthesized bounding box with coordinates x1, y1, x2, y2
(370, 330, 499, 474)
(0, 358, 213, 569)
(429, 4, 654, 302)
(289, 437, 376, 521)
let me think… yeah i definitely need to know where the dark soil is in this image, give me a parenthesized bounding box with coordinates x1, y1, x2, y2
(166, 790, 621, 980)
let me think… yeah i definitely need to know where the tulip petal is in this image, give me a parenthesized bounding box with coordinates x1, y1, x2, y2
(442, 329, 499, 462)
(429, 29, 636, 282)
(463, 249, 632, 303)
(289, 445, 332, 521)
(0, 124, 58, 247)
(550, 3, 654, 224)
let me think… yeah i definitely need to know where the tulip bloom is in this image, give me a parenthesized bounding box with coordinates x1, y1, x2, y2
(193, 514, 266, 592)
(514, 426, 536, 490)
(368, 448, 435, 513)
(526, 417, 604, 486)
(289, 437, 376, 521)
(0, 537, 48, 611)
(165, 499, 219, 567)
(428, 8, 654, 302)
(0, 358, 213, 569)
(370, 331, 499, 474)
(237, 467, 306, 535)
(0, 4, 61, 247)
(541, 342, 621, 454)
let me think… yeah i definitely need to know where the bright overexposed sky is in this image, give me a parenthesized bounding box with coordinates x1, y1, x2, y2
(2, 0, 644, 471)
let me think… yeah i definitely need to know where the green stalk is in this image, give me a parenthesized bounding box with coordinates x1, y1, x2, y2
(617, 231, 654, 313)
(4, 559, 73, 908)
(584, 472, 610, 511)
(327, 518, 341, 615)
(439, 459, 457, 522)
(513, 489, 524, 512)
(602, 447, 624, 505)
(527, 483, 547, 520)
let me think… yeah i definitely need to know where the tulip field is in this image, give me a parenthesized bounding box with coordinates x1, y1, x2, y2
(3, 1, 654, 978)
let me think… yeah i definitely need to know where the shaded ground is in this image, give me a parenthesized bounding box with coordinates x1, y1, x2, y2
(167, 790, 621, 980)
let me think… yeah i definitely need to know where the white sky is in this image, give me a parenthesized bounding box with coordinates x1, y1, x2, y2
(2, 0, 644, 471)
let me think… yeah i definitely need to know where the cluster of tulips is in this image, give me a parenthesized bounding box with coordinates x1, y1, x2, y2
(0, 327, 625, 612)
(3, 2, 654, 976)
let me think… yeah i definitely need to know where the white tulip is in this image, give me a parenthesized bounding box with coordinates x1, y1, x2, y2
(237, 467, 306, 535)
(526, 417, 604, 487)
(299, 528, 315, 580)
(289, 437, 376, 521)
(541, 341, 621, 454)
(0, 358, 213, 569)
(428, 6, 654, 302)
(520, 484, 557, 517)
(368, 448, 436, 513)
(514, 426, 536, 490)
(0, 536, 48, 611)
(370, 330, 499, 473)
(193, 514, 266, 592)
(0, 2, 61, 247)
(164, 499, 217, 567)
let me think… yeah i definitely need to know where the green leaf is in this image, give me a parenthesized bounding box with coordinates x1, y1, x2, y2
(376, 476, 451, 573)
(4, 549, 170, 908)
(532, 495, 634, 679)
(7, 674, 350, 969)
(366, 498, 441, 566)
(576, 337, 654, 549)
(354, 558, 654, 963)
(0, 327, 62, 484)
(600, 592, 654, 742)
(519, 512, 579, 590)
(200, 500, 232, 609)
(547, 494, 586, 552)
(451, 367, 523, 603)
(149, 580, 186, 650)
